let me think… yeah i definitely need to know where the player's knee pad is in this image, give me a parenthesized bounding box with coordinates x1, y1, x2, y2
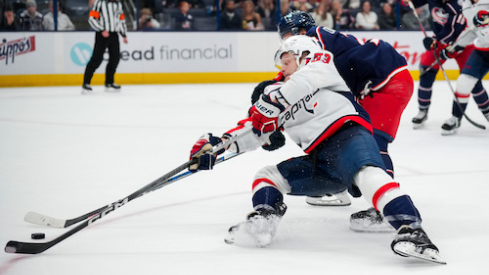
(456, 74, 478, 102)
(252, 166, 291, 196)
(353, 166, 405, 211)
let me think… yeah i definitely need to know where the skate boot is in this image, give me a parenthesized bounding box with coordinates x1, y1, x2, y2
(349, 207, 395, 233)
(412, 109, 428, 129)
(306, 189, 351, 206)
(225, 202, 287, 247)
(441, 116, 461, 135)
(81, 84, 93, 95)
(391, 225, 446, 264)
(105, 83, 121, 92)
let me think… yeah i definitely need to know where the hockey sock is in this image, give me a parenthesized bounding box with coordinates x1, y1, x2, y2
(373, 134, 393, 178)
(252, 186, 284, 213)
(471, 82, 489, 115)
(418, 68, 438, 109)
(382, 195, 422, 230)
(452, 100, 468, 118)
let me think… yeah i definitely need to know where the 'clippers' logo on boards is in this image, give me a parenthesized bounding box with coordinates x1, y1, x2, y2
(0, 36, 36, 65)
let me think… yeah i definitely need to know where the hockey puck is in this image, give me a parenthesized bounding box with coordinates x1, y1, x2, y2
(31, 233, 45, 240)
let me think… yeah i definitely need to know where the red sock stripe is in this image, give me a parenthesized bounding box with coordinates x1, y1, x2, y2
(455, 92, 470, 98)
(252, 178, 277, 191)
(372, 182, 399, 211)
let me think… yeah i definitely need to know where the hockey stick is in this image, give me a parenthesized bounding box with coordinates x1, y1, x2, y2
(5, 130, 251, 254)
(408, 1, 486, 130)
(23, 152, 242, 229)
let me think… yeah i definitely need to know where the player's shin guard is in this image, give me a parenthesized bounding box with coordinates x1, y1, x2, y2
(382, 195, 422, 230)
(417, 67, 438, 110)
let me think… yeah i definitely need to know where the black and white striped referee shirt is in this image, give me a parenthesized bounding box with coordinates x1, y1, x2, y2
(88, 0, 127, 37)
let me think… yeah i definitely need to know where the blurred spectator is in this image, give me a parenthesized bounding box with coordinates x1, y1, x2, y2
(175, 1, 194, 30)
(43, 0, 75, 30)
(311, 0, 334, 29)
(290, 0, 313, 12)
(0, 5, 21, 31)
(220, 0, 242, 29)
(402, 5, 431, 30)
(331, 0, 354, 30)
(348, 0, 361, 10)
(280, 0, 293, 17)
(18, 0, 44, 30)
(355, 0, 379, 30)
(256, 0, 276, 21)
(241, 0, 264, 30)
(134, 8, 161, 30)
(377, 3, 396, 30)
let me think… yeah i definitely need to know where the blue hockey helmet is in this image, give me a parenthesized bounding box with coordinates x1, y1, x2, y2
(278, 11, 316, 39)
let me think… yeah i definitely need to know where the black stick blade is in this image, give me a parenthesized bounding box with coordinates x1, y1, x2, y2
(5, 240, 52, 254)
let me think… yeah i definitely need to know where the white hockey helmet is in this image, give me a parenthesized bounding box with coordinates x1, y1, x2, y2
(280, 35, 321, 67)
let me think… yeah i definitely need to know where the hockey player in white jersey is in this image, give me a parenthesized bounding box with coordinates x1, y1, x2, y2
(189, 35, 445, 264)
(438, 0, 489, 133)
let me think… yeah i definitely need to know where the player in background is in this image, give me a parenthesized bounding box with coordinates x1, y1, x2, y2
(188, 35, 445, 264)
(272, 11, 413, 232)
(407, 0, 489, 134)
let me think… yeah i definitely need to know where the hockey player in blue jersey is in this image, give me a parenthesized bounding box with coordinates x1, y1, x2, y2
(406, 0, 489, 134)
(271, 11, 414, 232)
(188, 35, 445, 264)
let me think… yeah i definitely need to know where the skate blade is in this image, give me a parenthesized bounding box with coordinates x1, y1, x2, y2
(441, 128, 458, 136)
(393, 242, 447, 265)
(349, 221, 395, 233)
(412, 122, 425, 129)
(306, 194, 351, 207)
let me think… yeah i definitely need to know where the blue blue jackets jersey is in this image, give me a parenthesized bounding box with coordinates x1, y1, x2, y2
(306, 26, 408, 97)
(410, 0, 466, 44)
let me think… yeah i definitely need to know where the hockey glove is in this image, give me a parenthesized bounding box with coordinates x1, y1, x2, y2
(251, 80, 277, 105)
(189, 133, 223, 172)
(262, 130, 286, 151)
(423, 37, 439, 51)
(249, 94, 285, 136)
(474, 10, 489, 27)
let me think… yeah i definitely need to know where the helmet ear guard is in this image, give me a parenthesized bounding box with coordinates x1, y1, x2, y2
(278, 11, 316, 39)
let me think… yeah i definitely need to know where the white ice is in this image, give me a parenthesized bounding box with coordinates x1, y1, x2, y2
(0, 82, 488, 275)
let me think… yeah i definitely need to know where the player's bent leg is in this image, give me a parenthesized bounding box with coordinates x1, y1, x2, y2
(354, 166, 444, 263)
(413, 67, 438, 128)
(441, 74, 474, 135)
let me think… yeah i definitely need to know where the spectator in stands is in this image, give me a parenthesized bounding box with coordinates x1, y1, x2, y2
(43, 0, 75, 30)
(175, 1, 194, 30)
(331, 0, 354, 30)
(18, 0, 44, 30)
(311, 0, 334, 29)
(348, 0, 361, 10)
(377, 3, 396, 30)
(220, 0, 242, 29)
(355, 0, 379, 30)
(185, 0, 205, 8)
(290, 0, 313, 12)
(280, 0, 293, 17)
(135, 8, 161, 30)
(402, 5, 431, 30)
(0, 5, 21, 31)
(241, 0, 264, 30)
(256, 0, 276, 29)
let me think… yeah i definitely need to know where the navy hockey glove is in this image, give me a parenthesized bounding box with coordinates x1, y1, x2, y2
(423, 37, 439, 51)
(189, 133, 223, 172)
(251, 80, 277, 105)
(249, 95, 285, 136)
(474, 10, 489, 27)
(262, 130, 286, 151)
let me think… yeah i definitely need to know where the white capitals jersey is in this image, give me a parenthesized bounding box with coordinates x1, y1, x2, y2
(460, 0, 489, 49)
(226, 49, 373, 155)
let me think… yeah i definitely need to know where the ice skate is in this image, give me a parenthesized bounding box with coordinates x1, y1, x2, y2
(105, 83, 121, 92)
(81, 84, 93, 95)
(306, 189, 351, 206)
(391, 225, 446, 264)
(225, 203, 286, 247)
(412, 109, 428, 129)
(349, 207, 395, 233)
(484, 111, 489, 122)
(441, 116, 461, 135)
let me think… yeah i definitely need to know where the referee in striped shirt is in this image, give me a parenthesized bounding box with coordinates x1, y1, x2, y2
(82, 0, 128, 94)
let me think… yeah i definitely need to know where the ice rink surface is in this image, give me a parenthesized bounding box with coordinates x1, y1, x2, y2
(0, 82, 488, 275)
